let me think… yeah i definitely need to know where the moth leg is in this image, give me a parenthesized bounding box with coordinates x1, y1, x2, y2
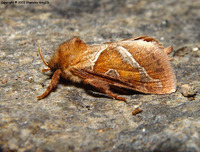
(163, 46, 174, 61)
(83, 78, 126, 101)
(37, 69, 62, 100)
(163, 46, 173, 54)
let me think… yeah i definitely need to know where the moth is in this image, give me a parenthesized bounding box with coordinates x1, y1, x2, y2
(37, 36, 176, 101)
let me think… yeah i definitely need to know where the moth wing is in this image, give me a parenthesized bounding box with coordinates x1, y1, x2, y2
(122, 36, 174, 55)
(79, 39, 176, 94)
(105, 36, 166, 51)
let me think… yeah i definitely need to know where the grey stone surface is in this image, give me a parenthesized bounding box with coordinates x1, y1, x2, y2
(0, 0, 200, 151)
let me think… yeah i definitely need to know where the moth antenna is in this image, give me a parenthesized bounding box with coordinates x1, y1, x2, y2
(38, 44, 49, 67)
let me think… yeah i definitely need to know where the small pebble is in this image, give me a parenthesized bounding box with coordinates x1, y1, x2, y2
(192, 47, 199, 51)
(181, 84, 197, 97)
(28, 76, 34, 83)
(1, 77, 8, 84)
(19, 40, 27, 45)
(132, 108, 143, 115)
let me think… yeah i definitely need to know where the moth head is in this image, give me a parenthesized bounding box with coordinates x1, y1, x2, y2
(38, 37, 87, 72)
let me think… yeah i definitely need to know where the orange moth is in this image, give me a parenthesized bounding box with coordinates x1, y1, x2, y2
(37, 36, 176, 101)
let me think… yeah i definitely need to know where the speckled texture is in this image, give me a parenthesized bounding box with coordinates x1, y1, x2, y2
(0, 0, 200, 151)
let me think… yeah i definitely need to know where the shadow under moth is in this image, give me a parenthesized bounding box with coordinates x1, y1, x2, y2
(37, 36, 176, 101)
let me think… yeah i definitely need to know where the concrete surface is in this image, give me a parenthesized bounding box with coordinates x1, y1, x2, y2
(0, 0, 200, 151)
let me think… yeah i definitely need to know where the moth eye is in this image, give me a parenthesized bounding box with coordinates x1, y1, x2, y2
(156, 59, 161, 66)
(151, 54, 156, 60)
